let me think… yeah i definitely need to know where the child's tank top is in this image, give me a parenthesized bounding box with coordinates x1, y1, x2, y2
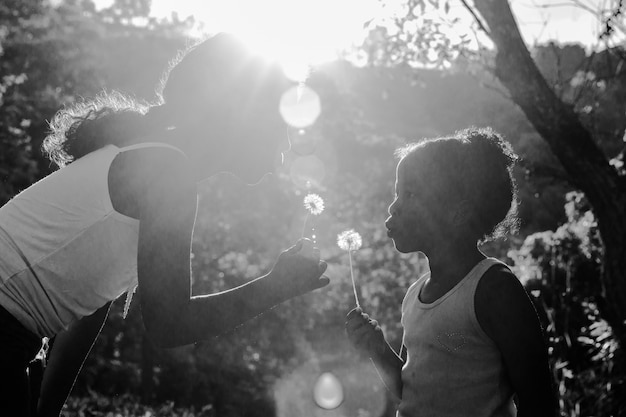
(398, 257, 516, 417)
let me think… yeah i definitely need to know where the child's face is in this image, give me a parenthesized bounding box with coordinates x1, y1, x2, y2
(385, 157, 451, 254)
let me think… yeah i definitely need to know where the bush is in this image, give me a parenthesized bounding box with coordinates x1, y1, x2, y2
(63, 392, 215, 417)
(508, 191, 624, 416)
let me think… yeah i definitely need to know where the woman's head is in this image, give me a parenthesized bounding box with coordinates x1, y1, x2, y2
(385, 127, 519, 254)
(44, 33, 291, 183)
(156, 33, 290, 182)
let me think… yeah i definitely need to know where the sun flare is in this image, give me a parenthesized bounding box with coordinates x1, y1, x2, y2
(151, 0, 380, 80)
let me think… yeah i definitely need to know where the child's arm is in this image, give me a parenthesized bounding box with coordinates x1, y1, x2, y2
(37, 302, 112, 416)
(475, 266, 558, 417)
(345, 308, 404, 402)
(372, 341, 405, 404)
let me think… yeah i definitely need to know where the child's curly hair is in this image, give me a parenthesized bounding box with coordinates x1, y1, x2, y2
(396, 126, 519, 242)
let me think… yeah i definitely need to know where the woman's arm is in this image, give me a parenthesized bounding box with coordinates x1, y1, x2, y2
(475, 266, 558, 417)
(127, 149, 328, 348)
(37, 302, 111, 416)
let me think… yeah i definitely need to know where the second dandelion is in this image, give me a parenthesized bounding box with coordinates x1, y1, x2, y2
(337, 229, 363, 308)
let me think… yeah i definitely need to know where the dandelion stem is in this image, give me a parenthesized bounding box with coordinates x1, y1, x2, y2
(301, 213, 310, 239)
(348, 251, 360, 308)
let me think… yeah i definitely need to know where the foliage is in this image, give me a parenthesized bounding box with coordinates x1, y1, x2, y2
(2, 0, 626, 416)
(63, 391, 215, 417)
(0, 0, 47, 203)
(0, 0, 187, 206)
(509, 192, 625, 416)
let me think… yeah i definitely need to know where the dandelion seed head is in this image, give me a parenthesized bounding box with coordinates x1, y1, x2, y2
(337, 229, 362, 251)
(304, 193, 325, 215)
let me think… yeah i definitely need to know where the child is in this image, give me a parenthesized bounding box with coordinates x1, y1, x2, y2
(345, 127, 556, 417)
(0, 33, 328, 416)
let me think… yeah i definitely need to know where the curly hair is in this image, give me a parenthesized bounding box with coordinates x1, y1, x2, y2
(396, 126, 519, 242)
(42, 91, 155, 167)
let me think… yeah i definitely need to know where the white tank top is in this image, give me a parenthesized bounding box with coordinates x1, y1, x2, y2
(0, 142, 186, 337)
(398, 257, 516, 417)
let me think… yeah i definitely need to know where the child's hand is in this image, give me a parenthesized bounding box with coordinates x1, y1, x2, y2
(345, 307, 386, 358)
(267, 239, 329, 302)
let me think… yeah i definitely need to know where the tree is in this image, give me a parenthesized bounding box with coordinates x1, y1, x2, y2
(471, 0, 626, 356)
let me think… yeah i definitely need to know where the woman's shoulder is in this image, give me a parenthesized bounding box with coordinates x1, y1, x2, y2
(108, 143, 195, 218)
(113, 142, 191, 182)
(117, 141, 188, 158)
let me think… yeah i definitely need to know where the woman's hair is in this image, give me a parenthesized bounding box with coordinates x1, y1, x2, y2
(156, 33, 286, 126)
(43, 91, 155, 167)
(396, 126, 519, 242)
(43, 33, 285, 167)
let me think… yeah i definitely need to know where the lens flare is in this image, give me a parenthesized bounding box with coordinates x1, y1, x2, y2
(279, 85, 321, 128)
(289, 155, 326, 189)
(289, 129, 318, 156)
(313, 372, 344, 410)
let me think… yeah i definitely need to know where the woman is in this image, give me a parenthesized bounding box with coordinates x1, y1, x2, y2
(0, 33, 329, 416)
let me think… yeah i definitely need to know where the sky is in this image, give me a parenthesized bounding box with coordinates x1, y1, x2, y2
(510, 0, 608, 47)
(90, 0, 616, 70)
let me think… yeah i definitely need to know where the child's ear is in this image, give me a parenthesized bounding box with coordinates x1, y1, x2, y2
(451, 199, 473, 226)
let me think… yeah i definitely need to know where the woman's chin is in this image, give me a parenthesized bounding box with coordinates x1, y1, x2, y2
(244, 171, 273, 186)
(226, 164, 274, 185)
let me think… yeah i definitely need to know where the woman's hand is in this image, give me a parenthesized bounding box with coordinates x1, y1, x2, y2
(267, 239, 329, 302)
(346, 308, 387, 358)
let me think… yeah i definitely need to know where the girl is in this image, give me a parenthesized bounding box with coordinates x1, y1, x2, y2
(345, 128, 555, 417)
(0, 33, 329, 416)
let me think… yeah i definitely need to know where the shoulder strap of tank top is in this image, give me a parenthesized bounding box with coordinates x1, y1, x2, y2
(117, 142, 187, 157)
(478, 257, 503, 274)
(468, 257, 510, 286)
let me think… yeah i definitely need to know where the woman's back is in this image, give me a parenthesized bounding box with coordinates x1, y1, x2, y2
(0, 144, 140, 337)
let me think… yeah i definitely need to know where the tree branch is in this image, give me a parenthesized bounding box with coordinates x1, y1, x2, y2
(459, 0, 491, 37)
(472, 0, 620, 201)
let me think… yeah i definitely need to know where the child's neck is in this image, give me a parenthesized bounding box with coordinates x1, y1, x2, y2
(424, 243, 485, 292)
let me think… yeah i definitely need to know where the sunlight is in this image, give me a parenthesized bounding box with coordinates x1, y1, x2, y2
(150, 0, 381, 80)
(93, 0, 606, 68)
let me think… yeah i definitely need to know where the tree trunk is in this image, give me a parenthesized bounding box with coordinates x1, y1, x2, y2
(471, 0, 626, 344)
